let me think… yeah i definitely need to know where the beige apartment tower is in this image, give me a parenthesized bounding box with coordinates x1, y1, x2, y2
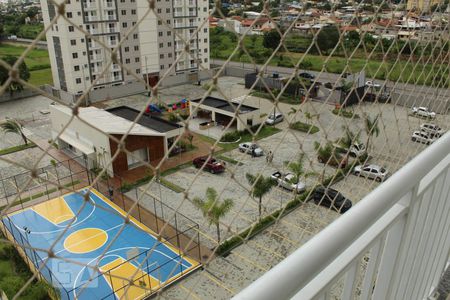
(40, 0, 209, 97)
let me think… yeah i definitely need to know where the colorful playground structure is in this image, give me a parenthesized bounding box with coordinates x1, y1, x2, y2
(145, 99, 189, 114)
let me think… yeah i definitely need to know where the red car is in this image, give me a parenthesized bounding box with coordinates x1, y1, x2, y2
(193, 156, 225, 174)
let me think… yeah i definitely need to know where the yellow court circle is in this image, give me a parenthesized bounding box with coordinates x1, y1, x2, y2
(64, 228, 108, 254)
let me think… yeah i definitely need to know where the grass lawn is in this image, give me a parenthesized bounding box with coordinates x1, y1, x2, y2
(198, 125, 282, 152)
(0, 44, 52, 86)
(29, 68, 53, 86)
(0, 44, 50, 70)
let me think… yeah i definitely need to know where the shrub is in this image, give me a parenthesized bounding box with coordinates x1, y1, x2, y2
(220, 131, 241, 142)
(120, 182, 134, 193)
(289, 121, 320, 134)
(332, 108, 360, 119)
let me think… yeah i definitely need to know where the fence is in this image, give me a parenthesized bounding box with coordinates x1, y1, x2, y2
(0, 155, 89, 213)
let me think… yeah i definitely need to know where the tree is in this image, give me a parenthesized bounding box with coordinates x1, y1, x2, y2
(316, 26, 339, 54)
(0, 119, 28, 144)
(263, 30, 281, 50)
(26, 7, 39, 20)
(193, 187, 234, 243)
(364, 114, 380, 152)
(338, 127, 360, 149)
(284, 154, 316, 189)
(246, 173, 275, 220)
(0, 56, 30, 95)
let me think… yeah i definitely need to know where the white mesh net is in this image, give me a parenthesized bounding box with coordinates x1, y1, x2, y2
(0, 0, 449, 298)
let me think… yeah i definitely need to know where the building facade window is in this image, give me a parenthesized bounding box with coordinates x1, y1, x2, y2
(70, 39, 76, 45)
(136, 69, 140, 74)
(134, 45, 139, 51)
(72, 53, 78, 59)
(68, 26, 74, 32)
(74, 65, 80, 71)
(76, 78, 81, 84)
(135, 57, 140, 62)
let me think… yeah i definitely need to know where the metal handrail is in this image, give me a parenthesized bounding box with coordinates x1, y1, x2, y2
(234, 132, 450, 300)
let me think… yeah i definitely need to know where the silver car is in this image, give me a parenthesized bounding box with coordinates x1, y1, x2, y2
(238, 142, 264, 156)
(411, 131, 436, 144)
(271, 171, 306, 193)
(420, 123, 445, 138)
(412, 107, 436, 119)
(353, 164, 389, 182)
(265, 113, 284, 125)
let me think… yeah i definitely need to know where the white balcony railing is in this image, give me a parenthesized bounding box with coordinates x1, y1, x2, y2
(235, 132, 450, 300)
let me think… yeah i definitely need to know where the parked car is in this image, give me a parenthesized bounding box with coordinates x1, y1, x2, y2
(420, 123, 445, 138)
(265, 112, 284, 125)
(334, 142, 366, 158)
(310, 186, 352, 213)
(238, 142, 264, 156)
(271, 171, 306, 193)
(299, 72, 315, 80)
(193, 156, 225, 174)
(411, 131, 436, 144)
(318, 153, 348, 168)
(354, 164, 389, 182)
(412, 107, 436, 119)
(365, 80, 381, 88)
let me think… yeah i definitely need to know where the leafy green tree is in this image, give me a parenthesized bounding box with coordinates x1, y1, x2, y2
(0, 56, 30, 94)
(364, 114, 380, 152)
(0, 119, 28, 144)
(193, 187, 234, 243)
(316, 26, 339, 54)
(246, 173, 275, 220)
(338, 127, 360, 149)
(263, 30, 281, 50)
(284, 154, 316, 188)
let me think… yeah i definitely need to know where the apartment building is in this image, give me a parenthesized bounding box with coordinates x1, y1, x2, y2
(40, 0, 209, 97)
(406, 0, 441, 12)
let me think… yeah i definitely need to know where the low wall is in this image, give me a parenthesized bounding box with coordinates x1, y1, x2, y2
(0, 88, 42, 103)
(391, 91, 449, 115)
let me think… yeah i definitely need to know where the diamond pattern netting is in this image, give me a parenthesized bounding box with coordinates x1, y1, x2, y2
(0, 0, 449, 298)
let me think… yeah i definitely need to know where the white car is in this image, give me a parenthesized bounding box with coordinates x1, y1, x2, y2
(238, 142, 264, 156)
(411, 131, 436, 144)
(354, 164, 389, 182)
(365, 80, 381, 88)
(412, 107, 436, 119)
(265, 113, 284, 125)
(271, 171, 306, 193)
(420, 123, 445, 138)
(333, 142, 366, 158)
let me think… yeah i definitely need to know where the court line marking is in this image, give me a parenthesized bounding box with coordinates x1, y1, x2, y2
(9, 195, 96, 234)
(63, 227, 109, 254)
(90, 188, 200, 267)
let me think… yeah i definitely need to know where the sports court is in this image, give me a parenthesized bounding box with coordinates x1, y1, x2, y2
(1, 188, 200, 300)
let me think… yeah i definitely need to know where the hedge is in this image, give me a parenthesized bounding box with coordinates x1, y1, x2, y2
(289, 121, 320, 134)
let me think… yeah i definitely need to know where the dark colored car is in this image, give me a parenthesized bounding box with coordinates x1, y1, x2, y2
(299, 72, 316, 80)
(311, 186, 352, 213)
(193, 156, 225, 174)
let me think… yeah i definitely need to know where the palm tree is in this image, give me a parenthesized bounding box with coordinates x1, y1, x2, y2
(193, 187, 234, 243)
(364, 114, 380, 152)
(338, 127, 360, 149)
(246, 173, 275, 220)
(0, 119, 28, 144)
(284, 153, 316, 187)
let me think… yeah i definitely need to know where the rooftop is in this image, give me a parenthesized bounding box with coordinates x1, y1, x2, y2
(191, 96, 258, 114)
(107, 106, 183, 133)
(51, 105, 165, 137)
